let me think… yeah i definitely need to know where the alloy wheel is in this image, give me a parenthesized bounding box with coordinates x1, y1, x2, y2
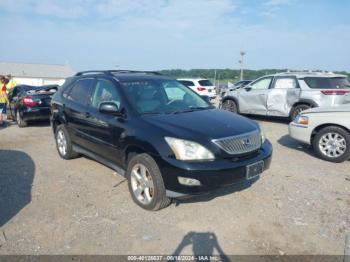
(57, 130, 68, 156)
(130, 163, 154, 205)
(16, 111, 21, 125)
(318, 132, 346, 158)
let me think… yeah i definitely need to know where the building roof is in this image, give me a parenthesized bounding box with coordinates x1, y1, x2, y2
(0, 62, 75, 79)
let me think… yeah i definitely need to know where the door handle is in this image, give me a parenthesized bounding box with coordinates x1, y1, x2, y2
(85, 112, 91, 118)
(259, 94, 266, 96)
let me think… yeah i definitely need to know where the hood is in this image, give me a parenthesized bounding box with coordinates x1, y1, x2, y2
(303, 104, 350, 114)
(143, 108, 259, 140)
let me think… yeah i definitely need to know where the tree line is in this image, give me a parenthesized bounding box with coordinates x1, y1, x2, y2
(159, 69, 350, 83)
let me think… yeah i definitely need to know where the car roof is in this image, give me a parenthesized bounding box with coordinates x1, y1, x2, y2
(178, 78, 209, 81)
(274, 72, 347, 78)
(74, 70, 171, 82)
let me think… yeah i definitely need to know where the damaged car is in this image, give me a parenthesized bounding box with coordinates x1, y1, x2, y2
(7, 84, 58, 127)
(220, 72, 350, 120)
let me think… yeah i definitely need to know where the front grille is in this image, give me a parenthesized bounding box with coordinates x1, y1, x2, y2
(212, 130, 262, 155)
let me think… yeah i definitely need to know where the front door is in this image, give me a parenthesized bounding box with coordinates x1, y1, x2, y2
(238, 76, 273, 115)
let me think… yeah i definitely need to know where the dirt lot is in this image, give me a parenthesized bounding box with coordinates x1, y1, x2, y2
(0, 116, 349, 255)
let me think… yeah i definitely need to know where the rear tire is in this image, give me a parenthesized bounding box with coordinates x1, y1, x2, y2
(127, 153, 171, 211)
(312, 126, 350, 163)
(221, 99, 238, 113)
(290, 104, 311, 121)
(16, 110, 28, 128)
(55, 124, 79, 159)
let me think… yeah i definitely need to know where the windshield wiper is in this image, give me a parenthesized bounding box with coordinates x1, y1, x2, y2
(170, 106, 212, 114)
(141, 111, 163, 115)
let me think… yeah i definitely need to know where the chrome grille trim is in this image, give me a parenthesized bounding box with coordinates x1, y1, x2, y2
(212, 130, 262, 155)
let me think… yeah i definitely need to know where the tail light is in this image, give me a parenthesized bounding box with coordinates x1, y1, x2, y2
(197, 86, 206, 91)
(321, 90, 349, 95)
(22, 96, 38, 107)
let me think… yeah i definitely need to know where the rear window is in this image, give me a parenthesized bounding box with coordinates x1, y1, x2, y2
(304, 77, 350, 89)
(198, 80, 213, 86)
(179, 80, 195, 87)
(66, 78, 95, 105)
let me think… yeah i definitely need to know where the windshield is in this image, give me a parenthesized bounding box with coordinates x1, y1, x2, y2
(120, 79, 212, 115)
(304, 77, 350, 89)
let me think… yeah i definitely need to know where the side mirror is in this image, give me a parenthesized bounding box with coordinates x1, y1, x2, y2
(99, 102, 121, 115)
(244, 86, 252, 91)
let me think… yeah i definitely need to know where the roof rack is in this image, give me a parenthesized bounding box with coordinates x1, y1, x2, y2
(277, 70, 336, 75)
(75, 70, 162, 76)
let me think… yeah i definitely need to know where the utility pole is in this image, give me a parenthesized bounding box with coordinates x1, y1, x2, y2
(214, 69, 217, 87)
(239, 51, 246, 80)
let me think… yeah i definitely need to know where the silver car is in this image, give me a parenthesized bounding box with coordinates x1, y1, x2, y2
(289, 104, 350, 163)
(220, 72, 350, 120)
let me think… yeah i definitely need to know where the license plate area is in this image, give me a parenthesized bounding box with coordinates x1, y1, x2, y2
(246, 160, 264, 180)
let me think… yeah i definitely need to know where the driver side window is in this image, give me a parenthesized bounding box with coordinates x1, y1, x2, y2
(250, 77, 273, 90)
(91, 79, 121, 109)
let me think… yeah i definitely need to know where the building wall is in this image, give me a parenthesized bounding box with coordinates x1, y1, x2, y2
(13, 77, 65, 86)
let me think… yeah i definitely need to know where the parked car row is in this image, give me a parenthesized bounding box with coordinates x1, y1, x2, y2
(8, 70, 349, 210)
(219, 71, 350, 163)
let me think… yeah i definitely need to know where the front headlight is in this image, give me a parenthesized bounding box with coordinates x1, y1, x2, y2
(294, 115, 309, 125)
(165, 137, 215, 161)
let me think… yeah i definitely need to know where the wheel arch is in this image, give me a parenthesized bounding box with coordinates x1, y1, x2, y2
(124, 145, 147, 167)
(289, 100, 318, 118)
(311, 123, 350, 144)
(221, 96, 240, 111)
(292, 99, 318, 109)
(51, 112, 67, 134)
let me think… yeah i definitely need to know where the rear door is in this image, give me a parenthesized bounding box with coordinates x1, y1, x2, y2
(238, 76, 273, 115)
(267, 76, 300, 117)
(63, 78, 96, 149)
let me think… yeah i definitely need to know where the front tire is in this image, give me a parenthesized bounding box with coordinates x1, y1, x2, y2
(312, 126, 350, 163)
(55, 125, 79, 159)
(127, 153, 171, 211)
(221, 99, 238, 113)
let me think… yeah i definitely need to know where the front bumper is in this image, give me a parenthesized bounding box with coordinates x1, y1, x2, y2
(21, 107, 51, 121)
(155, 140, 272, 196)
(288, 122, 312, 145)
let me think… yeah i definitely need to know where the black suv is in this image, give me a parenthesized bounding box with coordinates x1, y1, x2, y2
(51, 70, 272, 210)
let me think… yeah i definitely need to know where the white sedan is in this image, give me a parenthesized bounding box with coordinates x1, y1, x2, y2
(289, 105, 350, 163)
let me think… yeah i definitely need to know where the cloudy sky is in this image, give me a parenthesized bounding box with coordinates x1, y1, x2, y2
(0, 0, 349, 71)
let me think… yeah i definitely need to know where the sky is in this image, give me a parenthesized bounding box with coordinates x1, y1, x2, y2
(0, 0, 349, 71)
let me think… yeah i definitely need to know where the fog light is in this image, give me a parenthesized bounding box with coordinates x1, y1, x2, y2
(178, 177, 201, 186)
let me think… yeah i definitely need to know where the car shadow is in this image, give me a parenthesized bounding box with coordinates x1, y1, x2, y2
(171, 231, 229, 261)
(26, 120, 51, 127)
(173, 177, 259, 206)
(278, 135, 316, 157)
(0, 150, 35, 227)
(243, 114, 290, 125)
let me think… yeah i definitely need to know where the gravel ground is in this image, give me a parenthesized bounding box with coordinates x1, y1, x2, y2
(0, 115, 349, 255)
